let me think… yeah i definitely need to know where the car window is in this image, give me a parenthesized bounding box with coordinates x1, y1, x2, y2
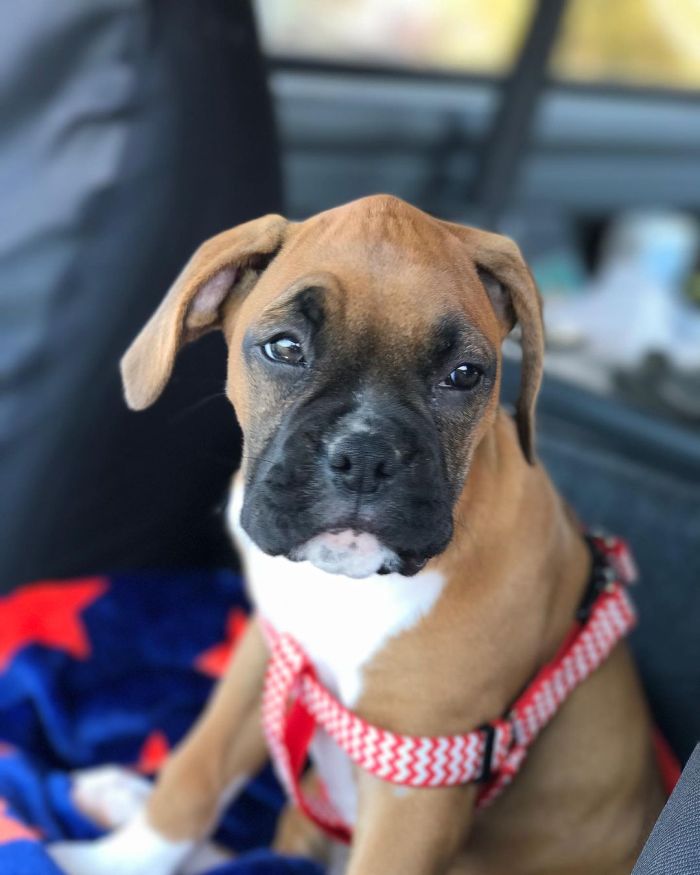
(256, 0, 700, 92)
(254, 0, 534, 76)
(552, 0, 700, 91)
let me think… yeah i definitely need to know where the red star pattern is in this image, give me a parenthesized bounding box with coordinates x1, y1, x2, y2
(0, 578, 107, 671)
(136, 730, 171, 775)
(195, 608, 248, 678)
(0, 800, 38, 845)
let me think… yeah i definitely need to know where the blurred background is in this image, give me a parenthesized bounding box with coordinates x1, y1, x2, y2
(0, 1, 698, 757)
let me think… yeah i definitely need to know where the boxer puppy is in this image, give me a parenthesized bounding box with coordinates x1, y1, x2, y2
(51, 195, 665, 875)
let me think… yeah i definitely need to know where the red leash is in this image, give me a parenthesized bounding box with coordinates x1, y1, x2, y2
(261, 535, 638, 843)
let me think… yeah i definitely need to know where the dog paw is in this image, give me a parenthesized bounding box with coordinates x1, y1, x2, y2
(70, 765, 152, 829)
(47, 812, 193, 875)
(48, 839, 131, 875)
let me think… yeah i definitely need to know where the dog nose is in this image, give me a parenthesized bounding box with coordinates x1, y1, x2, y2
(328, 433, 398, 494)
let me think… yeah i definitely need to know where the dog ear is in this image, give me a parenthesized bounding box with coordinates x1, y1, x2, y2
(120, 214, 288, 411)
(454, 227, 544, 464)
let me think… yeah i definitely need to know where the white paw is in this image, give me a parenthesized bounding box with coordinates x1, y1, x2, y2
(70, 766, 152, 829)
(47, 812, 193, 875)
(49, 838, 139, 875)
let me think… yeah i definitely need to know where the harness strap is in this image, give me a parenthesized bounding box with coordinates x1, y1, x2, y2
(261, 535, 637, 843)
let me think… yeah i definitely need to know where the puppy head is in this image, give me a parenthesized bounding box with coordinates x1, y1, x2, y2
(122, 196, 543, 577)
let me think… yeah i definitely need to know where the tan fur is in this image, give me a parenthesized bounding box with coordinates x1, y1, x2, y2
(121, 195, 664, 874)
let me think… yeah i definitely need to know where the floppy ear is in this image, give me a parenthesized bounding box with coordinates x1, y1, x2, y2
(454, 227, 544, 464)
(120, 214, 288, 411)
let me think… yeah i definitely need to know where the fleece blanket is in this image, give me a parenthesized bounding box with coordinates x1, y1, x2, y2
(0, 571, 322, 875)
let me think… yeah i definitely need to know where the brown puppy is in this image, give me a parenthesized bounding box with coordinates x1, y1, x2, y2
(53, 195, 665, 875)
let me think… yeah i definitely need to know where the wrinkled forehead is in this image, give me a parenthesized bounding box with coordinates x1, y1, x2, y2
(231, 199, 502, 350)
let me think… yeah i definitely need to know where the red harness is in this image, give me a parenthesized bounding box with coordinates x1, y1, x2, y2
(261, 535, 638, 844)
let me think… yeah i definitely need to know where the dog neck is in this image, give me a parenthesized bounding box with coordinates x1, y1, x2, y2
(453, 409, 589, 671)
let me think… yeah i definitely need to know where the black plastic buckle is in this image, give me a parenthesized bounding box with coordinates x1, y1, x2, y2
(477, 723, 497, 783)
(577, 536, 617, 624)
(477, 716, 518, 784)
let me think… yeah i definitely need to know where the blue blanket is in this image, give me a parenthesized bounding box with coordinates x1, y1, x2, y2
(0, 571, 322, 874)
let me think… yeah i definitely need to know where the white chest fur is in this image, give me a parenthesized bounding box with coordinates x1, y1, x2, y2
(227, 484, 446, 824)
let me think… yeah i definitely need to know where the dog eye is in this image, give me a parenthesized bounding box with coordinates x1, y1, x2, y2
(262, 335, 306, 366)
(439, 363, 483, 390)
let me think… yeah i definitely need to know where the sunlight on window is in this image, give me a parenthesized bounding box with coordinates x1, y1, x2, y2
(553, 0, 700, 90)
(257, 0, 700, 92)
(255, 0, 534, 75)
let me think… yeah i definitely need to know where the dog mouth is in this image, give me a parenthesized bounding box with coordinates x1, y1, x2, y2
(290, 530, 398, 578)
(289, 529, 430, 578)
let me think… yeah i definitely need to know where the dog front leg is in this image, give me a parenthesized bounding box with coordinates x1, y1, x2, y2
(346, 774, 476, 875)
(50, 615, 270, 875)
(146, 614, 270, 842)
